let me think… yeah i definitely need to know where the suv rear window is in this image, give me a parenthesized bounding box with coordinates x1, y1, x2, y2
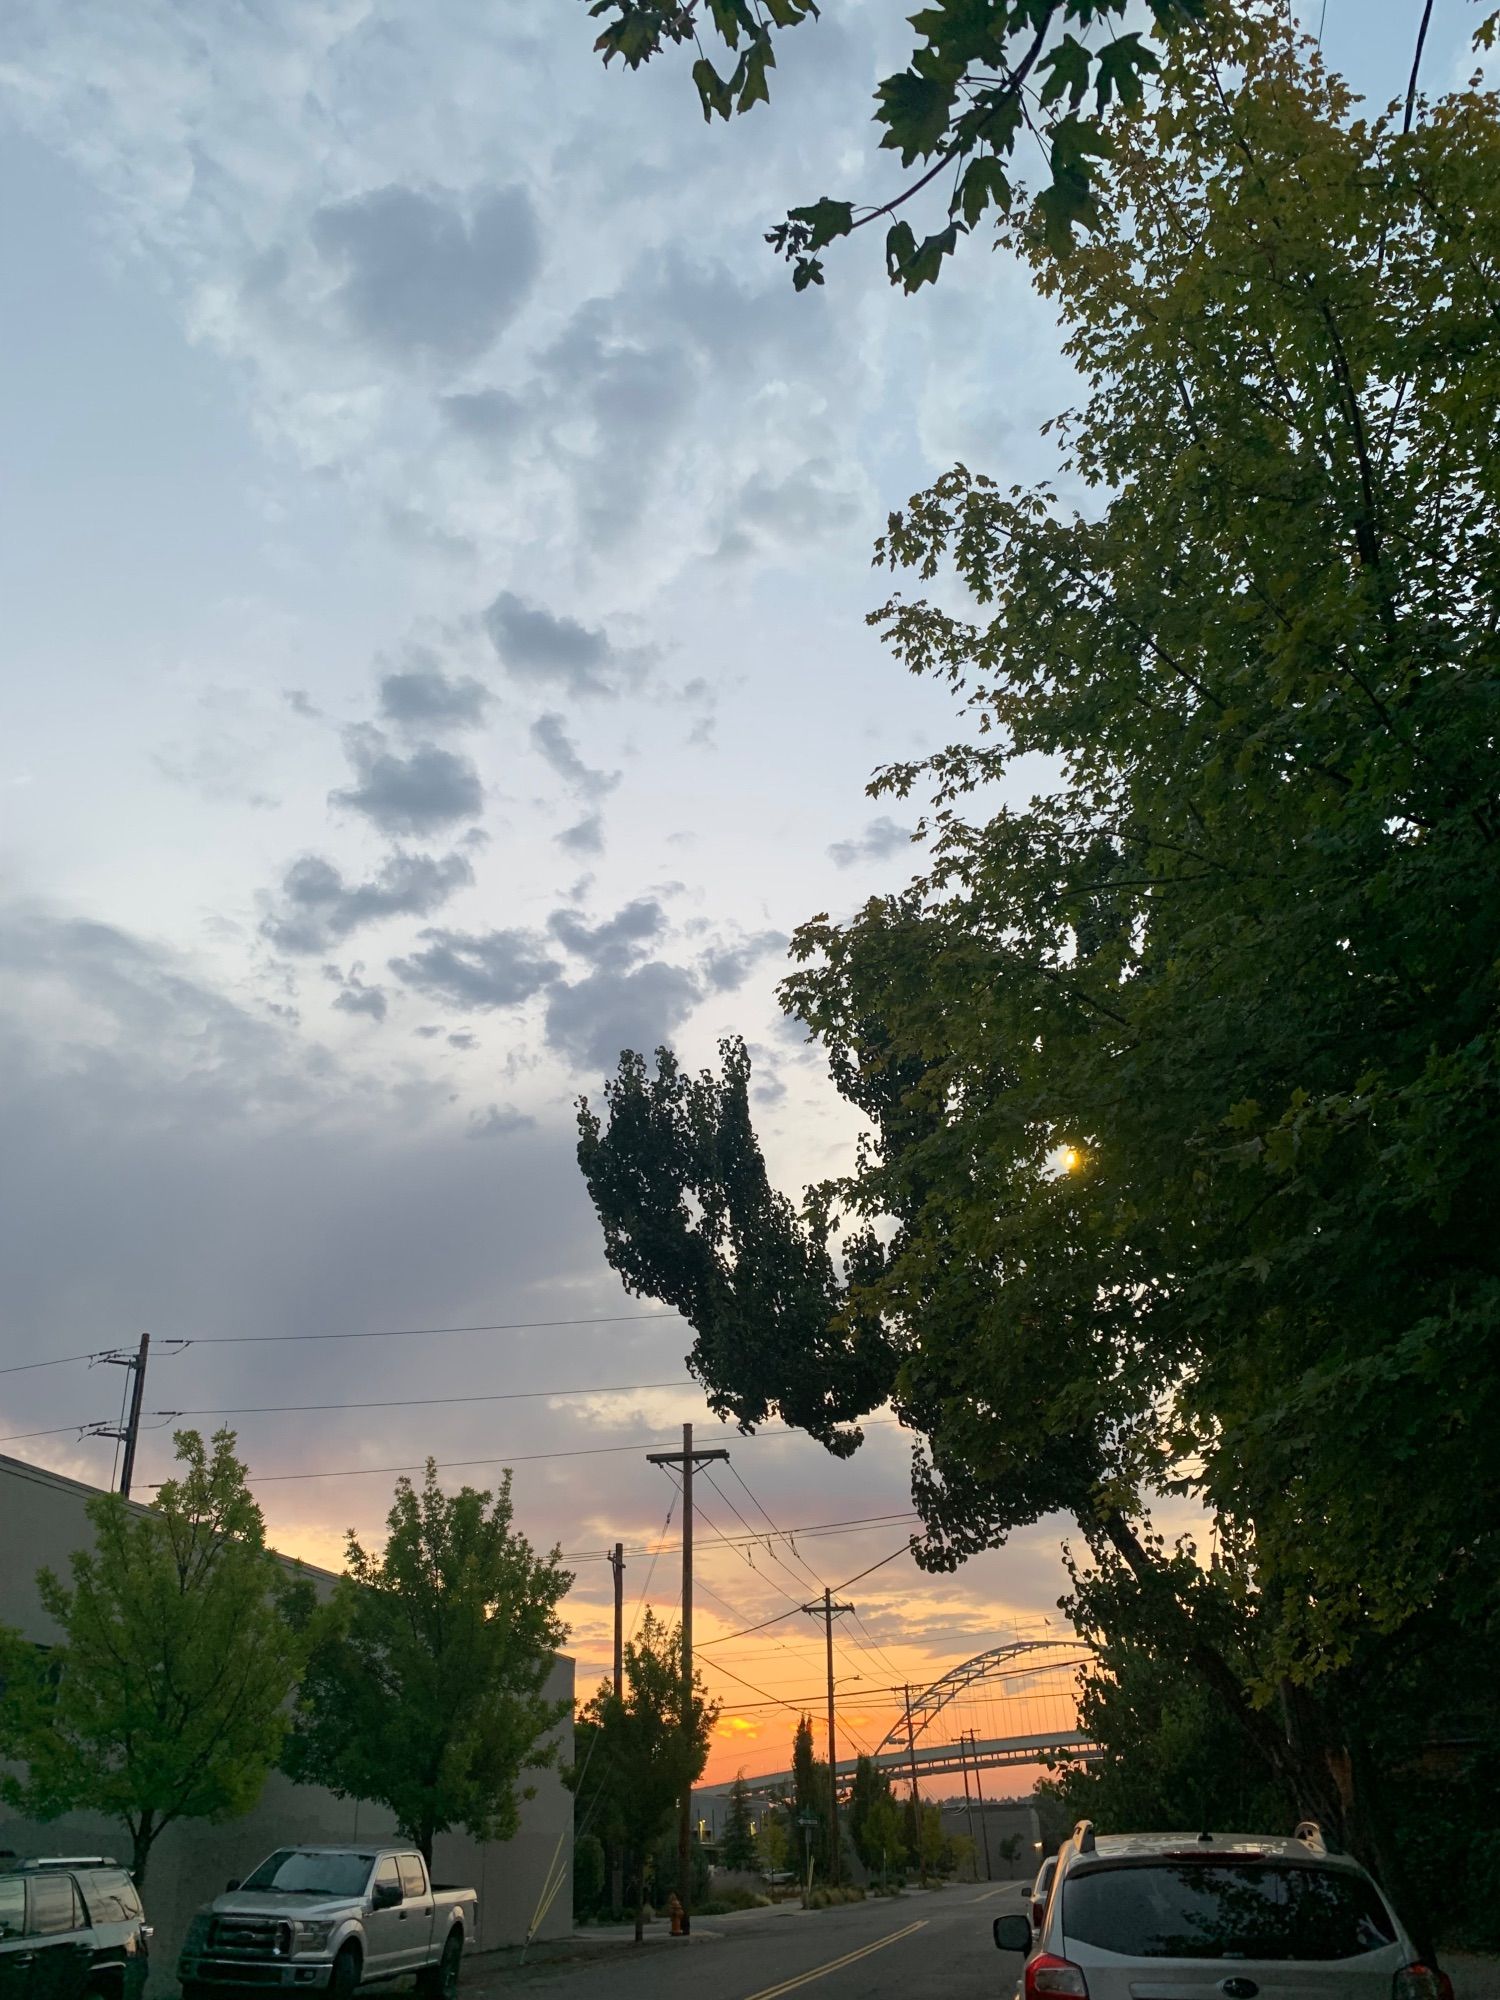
(80, 1872, 142, 1923)
(1063, 1862, 1398, 1961)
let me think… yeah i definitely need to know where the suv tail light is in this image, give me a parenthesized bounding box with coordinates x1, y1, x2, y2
(1027, 1953, 1090, 2000)
(1393, 1967, 1445, 2000)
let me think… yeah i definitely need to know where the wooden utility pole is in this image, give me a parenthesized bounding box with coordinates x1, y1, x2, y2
(967, 1730, 993, 1880)
(609, 1540, 626, 1919)
(99, 1333, 150, 1499)
(610, 1542, 625, 1691)
(802, 1587, 854, 1883)
(646, 1422, 728, 1936)
(903, 1683, 926, 1884)
(958, 1730, 978, 1878)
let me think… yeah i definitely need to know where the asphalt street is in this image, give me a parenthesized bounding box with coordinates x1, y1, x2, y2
(463, 1880, 1030, 2000)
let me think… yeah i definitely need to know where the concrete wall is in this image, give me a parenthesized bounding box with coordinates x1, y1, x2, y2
(938, 1799, 1040, 1879)
(0, 1452, 573, 1994)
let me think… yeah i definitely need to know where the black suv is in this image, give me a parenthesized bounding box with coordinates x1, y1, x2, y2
(0, 1857, 152, 2000)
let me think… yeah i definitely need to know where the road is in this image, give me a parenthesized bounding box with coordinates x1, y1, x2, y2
(463, 1881, 1027, 2000)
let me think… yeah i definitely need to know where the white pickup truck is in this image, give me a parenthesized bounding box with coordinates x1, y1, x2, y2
(177, 1843, 477, 1997)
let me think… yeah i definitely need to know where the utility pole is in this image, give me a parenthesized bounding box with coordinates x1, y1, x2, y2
(802, 1587, 854, 1883)
(610, 1542, 625, 1692)
(967, 1730, 993, 1881)
(98, 1334, 150, 1499)
(903, 1684, 926, 1885)
(958, 1731, 977, 1880)
(646, 1422, 728, 1937)
(609, 1540, 626, 1920)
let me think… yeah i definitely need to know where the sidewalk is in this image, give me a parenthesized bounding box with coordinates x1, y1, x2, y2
(1450, 1954, 1500, 2000)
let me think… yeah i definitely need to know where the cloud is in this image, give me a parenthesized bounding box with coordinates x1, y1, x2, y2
(467, 1103, 537, 1140)
(556, 813, 605, 856)
(544, 960, 701, 1074)
(308, 184, 540, 365)
(262, 849, 474, 954)
(448, 1030, 478, 1051)
(331, 726, 484, 834)
(549, 899, 666, 971)
(530, 713, 618, 801)
(827, 814, 916, 869)
(378, 659, 491, 733)
(390, 928, 561, 1011)
(484, 592, 621, 698)
(700, 930, 787, 993)
(440, 387, 525, 444)
(325, 966, 388, 1021)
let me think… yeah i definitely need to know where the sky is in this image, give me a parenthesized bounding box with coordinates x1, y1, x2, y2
(0, 0, 1486, 1789)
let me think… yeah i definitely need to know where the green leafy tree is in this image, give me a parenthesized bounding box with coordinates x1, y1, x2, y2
(583, 0, 1209, 289)
(756, 1802, 791, 1877)
(790, 1714, 833, 1876)
(568, 1610, 719, 1941)
(573, 1832, 607, 1920)
(284, 1462, 570, 1864)
(997, 1833, 1024, 1876)
(0, 1429, 303, 1884)
(847, 1754, 902, 1878)
(721, 1772, 758, 1871)
(576, 2, 1500, 1925)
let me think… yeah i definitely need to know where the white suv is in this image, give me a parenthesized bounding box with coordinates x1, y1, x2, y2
(993, 1821, 1449, 2000)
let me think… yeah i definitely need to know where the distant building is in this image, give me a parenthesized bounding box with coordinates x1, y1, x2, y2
(0, 1452, 573, 1995)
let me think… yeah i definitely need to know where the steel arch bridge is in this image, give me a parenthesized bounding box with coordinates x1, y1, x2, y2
(873, 1637, 1092, 1762)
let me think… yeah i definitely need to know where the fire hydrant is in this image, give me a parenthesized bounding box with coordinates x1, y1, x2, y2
(668, 1892, 685, 1936)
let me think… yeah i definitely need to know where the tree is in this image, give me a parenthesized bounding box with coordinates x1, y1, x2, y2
(847, 1754, 901, 1879)
(721, 1773, 758, 1872)
(284, 1462, 571, 1865)
(568, 1610, 719, 1941)
(583, 0, 1210, 290)
(577, 0, 1500, 1915)
(790, 1714, 832, 1876)
(0, 1429, 303, 1885)
(756, 1803, 791, 1877)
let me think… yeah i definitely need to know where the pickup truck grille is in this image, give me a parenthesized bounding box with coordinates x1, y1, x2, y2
(209, 1915, 285, 1957)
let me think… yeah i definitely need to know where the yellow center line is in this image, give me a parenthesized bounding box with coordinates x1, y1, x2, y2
(739, 1918, 928, 2000)
(975, 1884, 1015, 1901)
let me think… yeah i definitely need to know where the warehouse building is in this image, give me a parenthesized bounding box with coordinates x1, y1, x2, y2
(0, 1451, 574, 1994)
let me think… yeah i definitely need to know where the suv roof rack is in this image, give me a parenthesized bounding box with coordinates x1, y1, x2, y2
(1074, 1820, 1096, 1854)
(1293, 1821, 1327, 1854)
(10, 1857, 118, 1871)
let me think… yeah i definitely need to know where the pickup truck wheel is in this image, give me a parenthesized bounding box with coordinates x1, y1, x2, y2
(329, 1941, 363, 1997)
(418, 1928, 463, 1999)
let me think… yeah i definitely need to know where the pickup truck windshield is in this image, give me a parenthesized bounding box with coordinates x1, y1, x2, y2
(1064, 1863, 1397, 1961)
(241, 1851, 375, 1898)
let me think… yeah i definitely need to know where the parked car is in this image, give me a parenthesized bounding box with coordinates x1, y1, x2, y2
(177, 1843, 477, 1997)
(0, 1854, 152, 2000)
(994, 1820, 1448, 2000)
(1029, 1854, 1057, 1931)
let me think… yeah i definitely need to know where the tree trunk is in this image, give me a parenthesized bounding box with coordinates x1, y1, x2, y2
(1094, 1508, 1347, 1831)
(130, 1811, 157, 1888)
(633, 1858, 645, 1944)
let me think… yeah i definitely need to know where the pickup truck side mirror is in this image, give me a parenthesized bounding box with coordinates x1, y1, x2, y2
(994, 1914, 1032, 1953)
(372, 1882, 402, 1911)
(225, 1880, 241, 1893)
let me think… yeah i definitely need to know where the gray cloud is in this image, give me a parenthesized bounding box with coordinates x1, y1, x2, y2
(556, 813, 605, 856)
(827, 814, 916, 869)
(440, 387, 525, 444)
(378, 660, 491, 733)
(448, 1030, 477, 1050)
(700, 930, 787, 993)
(325, 966, 388, 1022)
(530, 712, 618, 801)
(549, 899, 666, 971)
(484, 593, 620, 698)
(262, 848, 473, 954)
(544, 960, 701, 1075)
(467, 1103, 537, 1140)
(309, 184, 540, 365)
(390, 927, 561, 1010)
(331, 725, 484, 834)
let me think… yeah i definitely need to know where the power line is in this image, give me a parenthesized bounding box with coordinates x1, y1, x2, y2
(833, 1539, 917, 1593)
(0, 1313, 686, 1378)
(0, 1420, 110, 1445)
(150, 1380, 696, 1419)
(563, 1509, 919, 1563)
